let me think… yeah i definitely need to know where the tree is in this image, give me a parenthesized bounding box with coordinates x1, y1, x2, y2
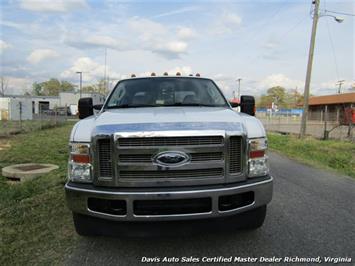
(0, 76, 8, 96)
(81, 79, 109, 95)
(32, 78, 75, 96)
(286, 88, 304, 108)
(267, 86, 287, 107)
(257, 86, 307, 109)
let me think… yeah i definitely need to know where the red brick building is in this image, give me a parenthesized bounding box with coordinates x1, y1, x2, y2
(308, 92, 355, 123)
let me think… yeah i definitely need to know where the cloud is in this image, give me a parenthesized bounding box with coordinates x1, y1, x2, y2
(19, 0, 87, 12)
(128, 17, 167, 41)
(60, 57, 121, 83)
(27, 49, 59, 64)
(224, 13, 242, 26)
(262, 41, 278, 50)
(259, 74, 303, 90)
(152, 41, 188, 58)
(66, 34, 127, 50)
(317, 80, 354, 95)
(127, 17, 190, 58)
(152, 6, 200, 19)
(2, 76, 33, 95)
(0, 40, 11, 53)
(213, 12, 242, 35)
(177, 27, 196, 40)
(167, 66, 193, 76)
(0, 20, 24, 31)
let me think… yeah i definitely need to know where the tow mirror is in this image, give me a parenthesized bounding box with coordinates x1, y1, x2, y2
(78, 97, 93, 119)
(240, 95, 255, 116)
(93, 104, 103, 110)
(229, 101, 239, 108)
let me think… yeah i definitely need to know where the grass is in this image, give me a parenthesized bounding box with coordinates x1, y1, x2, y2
(268, 133, 355, 178)
(0, 119, 70, 137)
(0, 122, 78, 265)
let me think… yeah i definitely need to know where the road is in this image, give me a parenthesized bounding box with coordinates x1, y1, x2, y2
(66, 152, 355, 265)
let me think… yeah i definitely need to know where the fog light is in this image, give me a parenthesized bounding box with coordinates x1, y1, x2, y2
(69, 162, 92, 183)
(248, 157, 269, 177)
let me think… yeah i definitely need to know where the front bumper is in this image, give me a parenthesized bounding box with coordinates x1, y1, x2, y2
(65, 176, 273, 221)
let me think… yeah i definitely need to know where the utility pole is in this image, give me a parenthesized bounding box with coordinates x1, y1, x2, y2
(300, 0, 320, 138)
(236, 78, 242, 99)
(336, 80, 345, 94)
(76, 71, 82, 98)
(104, 48, 107, 92)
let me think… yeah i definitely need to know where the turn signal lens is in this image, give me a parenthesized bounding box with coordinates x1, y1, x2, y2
(248, 138, 268, 178)
(72, 154, 90, 163)
(249, 150, 265, 159)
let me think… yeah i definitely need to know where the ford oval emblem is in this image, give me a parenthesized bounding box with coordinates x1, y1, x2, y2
(153, 151, 190, 167)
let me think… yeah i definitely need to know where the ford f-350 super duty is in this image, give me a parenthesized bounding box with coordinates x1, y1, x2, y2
(65, 75, 273, 236)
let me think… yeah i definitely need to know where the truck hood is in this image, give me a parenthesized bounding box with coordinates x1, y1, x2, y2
(70, 107, 266, 141)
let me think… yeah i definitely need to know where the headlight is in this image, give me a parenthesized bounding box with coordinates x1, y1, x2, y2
(248, 138, 269, 178)
(68, 142, 92, 183)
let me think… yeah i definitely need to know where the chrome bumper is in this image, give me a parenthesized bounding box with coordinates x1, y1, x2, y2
(65, 176, 273, 221)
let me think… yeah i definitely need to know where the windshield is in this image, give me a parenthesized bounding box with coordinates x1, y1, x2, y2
(105, 77, 228, 109)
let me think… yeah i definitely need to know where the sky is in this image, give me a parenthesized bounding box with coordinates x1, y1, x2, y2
(0, 0, 354, 98)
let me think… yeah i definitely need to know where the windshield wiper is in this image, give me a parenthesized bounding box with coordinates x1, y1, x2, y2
(164, 103, 221, 107)
(106, 103, 224, 109)
(106, 104, 156, 109)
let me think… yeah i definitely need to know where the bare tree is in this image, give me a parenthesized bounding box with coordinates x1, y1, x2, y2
(0, 76, 8, 96)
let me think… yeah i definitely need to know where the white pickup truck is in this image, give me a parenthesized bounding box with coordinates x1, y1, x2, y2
(65, 75, 273, 236)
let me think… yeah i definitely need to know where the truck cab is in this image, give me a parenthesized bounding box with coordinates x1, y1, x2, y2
(65, 75, 273, 236)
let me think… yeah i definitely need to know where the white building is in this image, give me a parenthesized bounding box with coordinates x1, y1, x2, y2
(59, 92, 105, 107)
(1, 92, 105, 119)
(0, 97, 33, 121)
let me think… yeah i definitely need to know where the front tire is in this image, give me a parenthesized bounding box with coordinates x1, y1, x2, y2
(238, 205, 267, 229)
(72, 213, 100, 236)
(232, 205, 266, 230)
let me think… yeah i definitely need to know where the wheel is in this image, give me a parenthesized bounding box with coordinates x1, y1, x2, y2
(72, 212, 100, 236)
(234, 205, 267, 230)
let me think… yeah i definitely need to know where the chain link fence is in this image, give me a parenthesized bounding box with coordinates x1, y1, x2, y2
(257, 110, 354, 141)
(0, 107, 76, 138)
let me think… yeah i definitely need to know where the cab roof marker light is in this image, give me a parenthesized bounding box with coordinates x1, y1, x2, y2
(163, 72, 168, 76)
(131, 74, 136, 78)
(176, 72, 181, 76)
(196, 73, 201, 77)
(151, 72, 156, 76)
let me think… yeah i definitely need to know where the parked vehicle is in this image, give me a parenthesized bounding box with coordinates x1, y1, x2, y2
(65, 75, 273, 236)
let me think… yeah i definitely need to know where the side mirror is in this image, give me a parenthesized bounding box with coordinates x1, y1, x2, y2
(78, 97, 93, 119)
(229, 102, 239, 108)
(93, 104, 103, 110)
(240, 95, 255, 116)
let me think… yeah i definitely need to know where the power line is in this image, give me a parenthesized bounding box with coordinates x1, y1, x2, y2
(324, 9, 355, 17)
(325, 18, 340, 81)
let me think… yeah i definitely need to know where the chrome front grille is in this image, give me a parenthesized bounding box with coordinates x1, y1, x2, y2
(97, 139, 113, 178)
(95, 133, 244, 187)
(117, 136, 223, 147)
(229, 136, 242, 174)
(120, 168, 224, 179)
(119, 152, 223, 163)
(115, 134, 228, 187)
